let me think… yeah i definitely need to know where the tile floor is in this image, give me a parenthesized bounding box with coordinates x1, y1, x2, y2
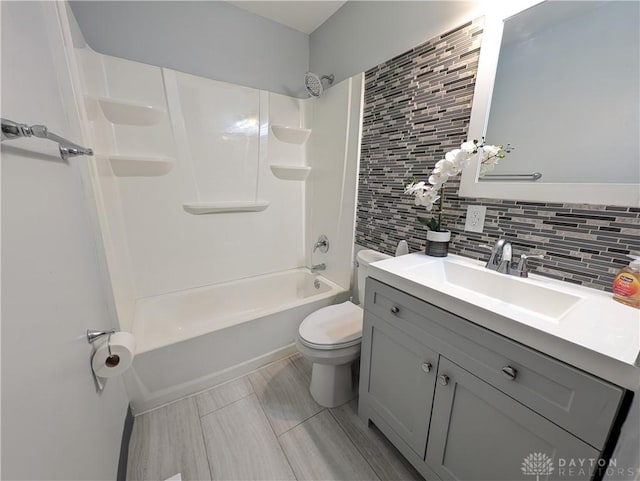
(127, 354, 424, 481)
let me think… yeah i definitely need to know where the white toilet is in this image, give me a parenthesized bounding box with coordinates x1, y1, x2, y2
(297, 249, 391, 407)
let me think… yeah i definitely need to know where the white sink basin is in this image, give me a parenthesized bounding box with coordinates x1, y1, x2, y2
(405, 257, 583, 321)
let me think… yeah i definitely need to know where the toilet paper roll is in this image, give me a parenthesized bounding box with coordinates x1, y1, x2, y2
(91, 332, 136, 378)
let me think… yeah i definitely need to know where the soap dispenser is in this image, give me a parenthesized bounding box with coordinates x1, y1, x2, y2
(612, 255, 640, 309)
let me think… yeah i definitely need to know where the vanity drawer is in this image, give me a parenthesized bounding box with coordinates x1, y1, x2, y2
(364, 277, 624, 449)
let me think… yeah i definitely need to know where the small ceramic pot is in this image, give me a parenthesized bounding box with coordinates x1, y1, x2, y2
(426, 230, 451, 257)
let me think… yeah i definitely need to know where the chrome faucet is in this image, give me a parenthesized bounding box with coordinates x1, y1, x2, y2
(310, 263, 326, 273)
(482, 239, 544, 277)
(484, 239, 512, 273)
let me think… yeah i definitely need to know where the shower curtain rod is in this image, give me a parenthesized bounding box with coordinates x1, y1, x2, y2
(1, 118, 93, 160)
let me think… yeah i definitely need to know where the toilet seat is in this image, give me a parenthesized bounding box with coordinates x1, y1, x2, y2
(298, 336, 361, 350)
(298, 301, 363, 351)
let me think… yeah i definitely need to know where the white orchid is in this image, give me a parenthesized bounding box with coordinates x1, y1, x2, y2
(480, 155, 500, 174)
(414, 189, 428, 206)
(460, 140, 477, 153)
(404, 180, 426, 194)
(437, 156, 460, 176)
(482, 144, 501, 158)
(444, 149, 467, 171)
(405, 138, 512, 231)
(405, 180, 440, 210)
(480, 143, 509, 174)
(417, 190, 440, 210)
(428, 172, 448, 189)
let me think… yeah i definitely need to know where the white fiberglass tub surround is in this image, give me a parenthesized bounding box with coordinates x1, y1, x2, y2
(60, 19, 364, 413)
(127, 269, 348, 412)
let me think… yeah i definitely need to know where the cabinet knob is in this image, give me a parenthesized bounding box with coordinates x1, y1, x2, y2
(438, 374, 450, 386)
(390, 306, 400, 314)
(501, 366, 518, 381)
(421, 362, 432, 373)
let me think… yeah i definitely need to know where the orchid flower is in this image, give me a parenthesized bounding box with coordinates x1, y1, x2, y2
(405, 138, 513, 231)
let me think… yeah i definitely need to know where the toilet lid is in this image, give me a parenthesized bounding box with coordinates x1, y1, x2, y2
(299, 301, 363, 348)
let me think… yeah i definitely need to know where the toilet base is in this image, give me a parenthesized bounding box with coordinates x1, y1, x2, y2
(309, 362, 357, 408)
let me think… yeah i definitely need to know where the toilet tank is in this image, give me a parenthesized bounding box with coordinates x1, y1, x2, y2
(356, 249, 391, 305)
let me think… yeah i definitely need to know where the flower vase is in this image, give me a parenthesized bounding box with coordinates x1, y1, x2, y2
(425, 230, 451, 257)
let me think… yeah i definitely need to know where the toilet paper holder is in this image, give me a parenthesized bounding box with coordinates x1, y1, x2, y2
(87, 329, 116, 393)
(87, 329, 116, 344)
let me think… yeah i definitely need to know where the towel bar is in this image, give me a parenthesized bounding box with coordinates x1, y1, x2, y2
(1, 118, 93, 160)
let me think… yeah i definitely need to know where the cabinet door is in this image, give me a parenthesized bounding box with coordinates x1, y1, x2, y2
(426, 357, 599, 481)
(359, 312, 438, 458)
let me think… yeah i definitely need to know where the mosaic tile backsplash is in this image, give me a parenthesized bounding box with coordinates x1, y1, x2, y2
(355, 18, 640, 292)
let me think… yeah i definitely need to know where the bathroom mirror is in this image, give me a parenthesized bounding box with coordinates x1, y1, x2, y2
(460, 0, 640, 206)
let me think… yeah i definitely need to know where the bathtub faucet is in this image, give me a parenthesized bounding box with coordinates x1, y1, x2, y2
(310, 263, 326, 273)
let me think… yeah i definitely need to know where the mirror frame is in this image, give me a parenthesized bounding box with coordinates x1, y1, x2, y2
(459, 0, 640, 207)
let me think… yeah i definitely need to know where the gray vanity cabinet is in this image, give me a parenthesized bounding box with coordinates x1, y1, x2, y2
(359, 278, 625, 481)
(426, 357, 597, 481)
(359, 312, 438, 458)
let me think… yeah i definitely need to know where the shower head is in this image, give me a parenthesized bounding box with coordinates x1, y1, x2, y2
(304, 72, 335, 97)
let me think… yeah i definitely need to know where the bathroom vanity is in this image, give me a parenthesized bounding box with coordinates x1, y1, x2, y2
(358, 254, 639, 481)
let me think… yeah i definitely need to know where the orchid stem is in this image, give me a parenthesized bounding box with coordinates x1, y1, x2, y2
(438, 186, 445, 231)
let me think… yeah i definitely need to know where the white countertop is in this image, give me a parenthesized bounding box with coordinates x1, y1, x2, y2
(368, 253, 640, 390)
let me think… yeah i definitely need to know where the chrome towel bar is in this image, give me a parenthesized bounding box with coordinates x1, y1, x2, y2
(479, 172, 542, 182)
(1, 118, 93, 160)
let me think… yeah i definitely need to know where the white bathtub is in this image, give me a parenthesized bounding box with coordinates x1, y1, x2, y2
(126, 269, 348, 413)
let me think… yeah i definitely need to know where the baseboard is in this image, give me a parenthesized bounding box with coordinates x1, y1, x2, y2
(117, 405, 134, 481)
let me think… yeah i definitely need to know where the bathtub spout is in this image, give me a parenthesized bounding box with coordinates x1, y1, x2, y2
(310, 263, 326, 273)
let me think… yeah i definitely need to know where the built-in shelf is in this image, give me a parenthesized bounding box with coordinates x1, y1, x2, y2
(97, 97, 165, 126)
(270, 164, 311, 181)
(182, 201, 270, 215)
(271, 125, 311, 144)
(108, 155, 174, 176)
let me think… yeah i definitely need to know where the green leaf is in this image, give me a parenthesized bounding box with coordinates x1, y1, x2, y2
(418, 216, 440, 231)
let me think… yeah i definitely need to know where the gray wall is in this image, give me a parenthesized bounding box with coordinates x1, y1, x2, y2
(69, 1, 310, 97)
(69, 1, 481, 97)
(309, 1, 480, 85)
(1, 2, 129, 479)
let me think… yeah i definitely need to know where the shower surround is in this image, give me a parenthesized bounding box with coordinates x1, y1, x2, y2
(59, 6, 364, 412)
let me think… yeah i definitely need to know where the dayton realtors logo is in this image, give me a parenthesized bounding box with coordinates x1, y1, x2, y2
(522, 453, 554, 481)
(521, 453, 638, 479)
